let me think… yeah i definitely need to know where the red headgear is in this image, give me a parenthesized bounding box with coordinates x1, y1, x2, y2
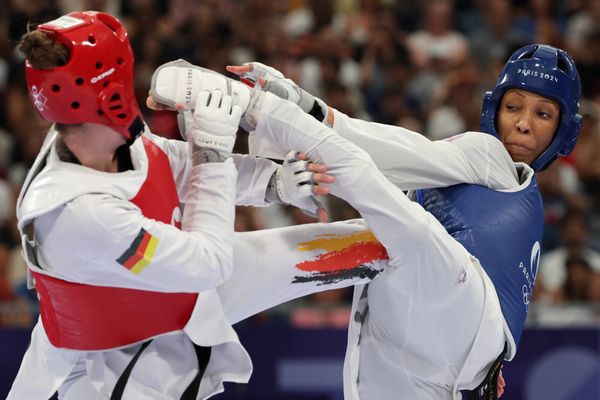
(25, 11, 144, 143)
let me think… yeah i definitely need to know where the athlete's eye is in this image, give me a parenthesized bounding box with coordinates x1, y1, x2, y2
(537, 110, 555, 120)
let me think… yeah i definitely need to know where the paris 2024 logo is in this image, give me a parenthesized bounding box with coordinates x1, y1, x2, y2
(519, 241, 541, 307)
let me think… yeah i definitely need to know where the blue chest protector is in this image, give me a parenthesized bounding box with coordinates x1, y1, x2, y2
(415, 176, 543, 349)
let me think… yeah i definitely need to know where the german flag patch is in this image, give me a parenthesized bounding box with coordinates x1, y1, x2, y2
(117, 228, 159, 274)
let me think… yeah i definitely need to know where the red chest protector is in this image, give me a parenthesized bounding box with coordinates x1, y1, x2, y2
(33, 136, 198, 351)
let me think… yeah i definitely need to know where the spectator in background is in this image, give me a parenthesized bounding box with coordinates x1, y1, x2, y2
(406, 0, 470, 114)
(358, 18, 412, 121)
(587, 272, 600, 304)
(571, 100, 600, 197)
(571, 100, 600, 250)
(426, 65, 483, 140)
(0, 226, 15, 304)
(575, 27, 600, 100)
(539, 210, 600, 303)
(0, 221, 33, 329)
(512, 0, 566, 46)
(582, 270, 600, 332)
(406, 0, 469, 71)
(7, 120, 48, 188)
(468, 0, 526, 70)
(536, 160, 587, 251)
(564, 0, 600, 60)
(562, 256, 593, 302)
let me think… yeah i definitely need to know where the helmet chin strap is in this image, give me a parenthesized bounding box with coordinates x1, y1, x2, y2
(126, 116, 145, 145)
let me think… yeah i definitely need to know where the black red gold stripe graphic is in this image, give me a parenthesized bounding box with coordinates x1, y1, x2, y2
(292, 230, 387, 284)
(117, 228, 159, 274)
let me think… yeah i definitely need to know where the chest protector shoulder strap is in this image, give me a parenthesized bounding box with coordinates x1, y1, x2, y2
(33, 136, 196, 351)
(415, 177, 543, 350)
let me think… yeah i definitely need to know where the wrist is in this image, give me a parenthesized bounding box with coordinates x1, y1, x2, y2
(310, 98, 334, 127)
(264, 171, 281, 203)
(307, 99, 325, 122)
(191, 148, 228, 164)
(241, 90, 265, 131)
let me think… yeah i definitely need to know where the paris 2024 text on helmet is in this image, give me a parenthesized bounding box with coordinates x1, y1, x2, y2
(480, 44, 582, 171)
(24, 11, 144, 144)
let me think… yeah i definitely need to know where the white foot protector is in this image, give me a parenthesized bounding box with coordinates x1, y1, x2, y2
(150, 59, 252, 114)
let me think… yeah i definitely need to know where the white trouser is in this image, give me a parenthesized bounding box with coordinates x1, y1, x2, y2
(353, 252, 505, 399)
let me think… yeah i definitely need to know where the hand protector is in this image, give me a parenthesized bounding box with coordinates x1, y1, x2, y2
(151, 59, 252, 115)
(239, 62, 332, 127)
(180, 90, 241, 163)
(272, 150, 327, 220)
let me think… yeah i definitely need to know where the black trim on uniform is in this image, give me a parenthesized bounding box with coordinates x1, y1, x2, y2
(110, 340, 152, 400)
(180, 345, 212, 400)
(465, 343, 508, 400)
(307, 100, 325, 122)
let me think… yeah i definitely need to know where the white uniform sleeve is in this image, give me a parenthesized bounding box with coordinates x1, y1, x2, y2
(34, 161, 237, 293)
(252, 93, 460, 266)
(231, 153, 279, 207)
(330, 110, 519, 190)
(146, 131, 278, 207)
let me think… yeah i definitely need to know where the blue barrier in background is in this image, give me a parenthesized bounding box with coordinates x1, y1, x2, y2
(1, 325, 598, 399)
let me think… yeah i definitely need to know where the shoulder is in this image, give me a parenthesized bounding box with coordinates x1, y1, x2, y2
(18, 156, 145, 229)
(442, 131, 507, 157)
(446, 132, 519, 188)
(141, 129, 187, 155)
(32, 193, 145, 280)
(444, 131, 502, 146)
(41, 194, 141, 242)
(36, 194, 142, 259)
(138, 130, 189, 173)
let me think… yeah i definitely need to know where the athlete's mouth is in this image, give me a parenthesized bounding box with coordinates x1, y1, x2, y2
(506, 142, 532, 153)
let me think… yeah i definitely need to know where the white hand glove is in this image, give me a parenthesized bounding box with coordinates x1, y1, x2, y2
(180, 90, 241, 163)
(238, 62, 332, 127)
(272, 150, 327, 220)
(151, 59, 252, 115)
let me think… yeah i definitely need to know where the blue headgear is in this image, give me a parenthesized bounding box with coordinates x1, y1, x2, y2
(480, 44, 582, 171)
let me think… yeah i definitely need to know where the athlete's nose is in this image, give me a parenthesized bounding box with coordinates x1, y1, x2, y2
(516, 112, 532, 134)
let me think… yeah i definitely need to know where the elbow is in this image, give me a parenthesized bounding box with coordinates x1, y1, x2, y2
(190, 232, 235, 289)
(206, 238, 235, 285)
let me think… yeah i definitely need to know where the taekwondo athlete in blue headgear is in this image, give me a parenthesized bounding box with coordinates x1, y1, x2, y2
(148, 43, 582, 400)
(481, 44, 582, 171)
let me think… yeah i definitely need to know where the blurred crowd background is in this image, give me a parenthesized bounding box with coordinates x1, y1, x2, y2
(0, 0, 599, 330)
